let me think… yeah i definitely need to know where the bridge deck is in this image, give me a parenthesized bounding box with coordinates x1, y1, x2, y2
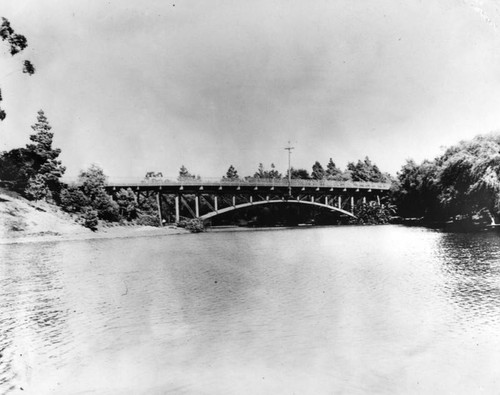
(72, 177, 392, 192)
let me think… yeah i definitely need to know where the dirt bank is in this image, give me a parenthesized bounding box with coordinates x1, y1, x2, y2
(0, 189, 188, 244)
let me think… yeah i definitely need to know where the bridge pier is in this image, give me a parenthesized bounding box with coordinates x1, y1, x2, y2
(195, 195, 200, 218)
(350, 196, 354, 214)
(156, 192, 163, 226)
(214, 195, 218, 211)
(175, 195, 180, 223)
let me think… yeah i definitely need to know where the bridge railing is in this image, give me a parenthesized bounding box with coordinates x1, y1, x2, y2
(62, 176, 392, 190)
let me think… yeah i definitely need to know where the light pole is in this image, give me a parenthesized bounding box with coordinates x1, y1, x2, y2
(284, 141, 294, 197)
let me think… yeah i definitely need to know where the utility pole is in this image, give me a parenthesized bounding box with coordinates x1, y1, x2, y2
(284, 141, 294, 197)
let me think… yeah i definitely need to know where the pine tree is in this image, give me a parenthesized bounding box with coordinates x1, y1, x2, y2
(326, 158, 343, 180)
(24, 110, 66, 200)
(311, 161, 325, 180)
(224, 165, 239, 180)
(178, 165, 195, 180)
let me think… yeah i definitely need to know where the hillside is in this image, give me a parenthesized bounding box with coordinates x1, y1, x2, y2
(0, 188, 92, 241)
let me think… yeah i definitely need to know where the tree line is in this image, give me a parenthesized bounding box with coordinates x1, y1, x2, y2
(176, 156, 391, 183)
(392, 133, 500, 225)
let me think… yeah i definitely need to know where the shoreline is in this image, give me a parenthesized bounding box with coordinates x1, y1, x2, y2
(0, 225, 190, 245)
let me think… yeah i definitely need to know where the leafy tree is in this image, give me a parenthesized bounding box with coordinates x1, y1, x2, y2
(224, 165, 239, 180)
(78, 164, 119, 221)
(311, 161, 325, 180)
(347, 156, 386, 182)
(0, 17, 34, 121)
(286, 167, 310, 179)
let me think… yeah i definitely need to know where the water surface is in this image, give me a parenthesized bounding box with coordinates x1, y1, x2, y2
(1, 225, 500, 394)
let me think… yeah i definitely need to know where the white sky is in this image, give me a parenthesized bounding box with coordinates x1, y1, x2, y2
(1, 0, 500, 178)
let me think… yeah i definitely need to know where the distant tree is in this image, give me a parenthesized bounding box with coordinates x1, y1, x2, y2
(254, 163, 281, 179)
(347, 156, 386, 182)
(311, 161, 325, 180)
(0, 17, 35, 121)
(268, 163, 281, 179)
(287, 167, 310, 179)
(224, 165, 239, 180)
(254, 163, 266, 178)
(325, 158, 343, 180)
(178, 165, 195, 180)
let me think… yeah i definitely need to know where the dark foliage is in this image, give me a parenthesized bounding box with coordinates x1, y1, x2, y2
(23, 60, 35, 75)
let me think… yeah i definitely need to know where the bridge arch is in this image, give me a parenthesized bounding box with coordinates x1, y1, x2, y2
(199, 199, 356, 221)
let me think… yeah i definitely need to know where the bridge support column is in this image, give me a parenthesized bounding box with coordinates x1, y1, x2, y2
(350, 196, 354, 214)
(266, 195, 269, 201)
(156, 192, 163, 227)
(325, 196, 328, 205)
(363, 196, 366, 204)
(311, 196, 314, 203)
(195, 195, 200, 218)
(214, 196, 218, 212)
(232, 195, 236, 207)
(377, 195, 380, 205)
(249, 196, 253, 203)
(175, 195, 179, 223)
(338, 196, 342, 209)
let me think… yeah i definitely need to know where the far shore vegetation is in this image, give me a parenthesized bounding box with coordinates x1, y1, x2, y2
(3, 110, 500, 232)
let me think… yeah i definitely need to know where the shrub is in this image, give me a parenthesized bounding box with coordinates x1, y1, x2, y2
(82, 208, 98, 231)
(136, 213, 160, 227)
(177, 218, 205, 233)
(60, 186, 89, 213)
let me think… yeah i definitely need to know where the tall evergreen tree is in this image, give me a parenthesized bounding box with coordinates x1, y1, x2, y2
(224, 165, 239, 180)
(311, 161, 325, 180)
(24, 110, 65, 201)
(178, 165, 195, 180)
(326, 158, 343, 180)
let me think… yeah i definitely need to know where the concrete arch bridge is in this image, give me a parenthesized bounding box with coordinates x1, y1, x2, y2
(100, 177, 392, 225)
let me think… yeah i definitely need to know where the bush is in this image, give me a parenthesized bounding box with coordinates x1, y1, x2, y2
(136, 213, 160, 227)
(60, 186, 89, 213)
(82, 208, 98, 231)
(177, 218, 205, 233)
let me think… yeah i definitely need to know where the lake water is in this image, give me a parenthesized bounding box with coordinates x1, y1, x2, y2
(1, 225, 500, 394)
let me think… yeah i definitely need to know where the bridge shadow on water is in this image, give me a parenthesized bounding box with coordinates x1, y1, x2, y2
(205, 201, 350, 227)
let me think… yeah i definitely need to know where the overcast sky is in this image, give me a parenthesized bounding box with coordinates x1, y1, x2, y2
(1, 0, 500, 179)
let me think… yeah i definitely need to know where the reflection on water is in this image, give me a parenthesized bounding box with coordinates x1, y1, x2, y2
(437, 232, 500, 332)
(1, 226, 500, 394)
